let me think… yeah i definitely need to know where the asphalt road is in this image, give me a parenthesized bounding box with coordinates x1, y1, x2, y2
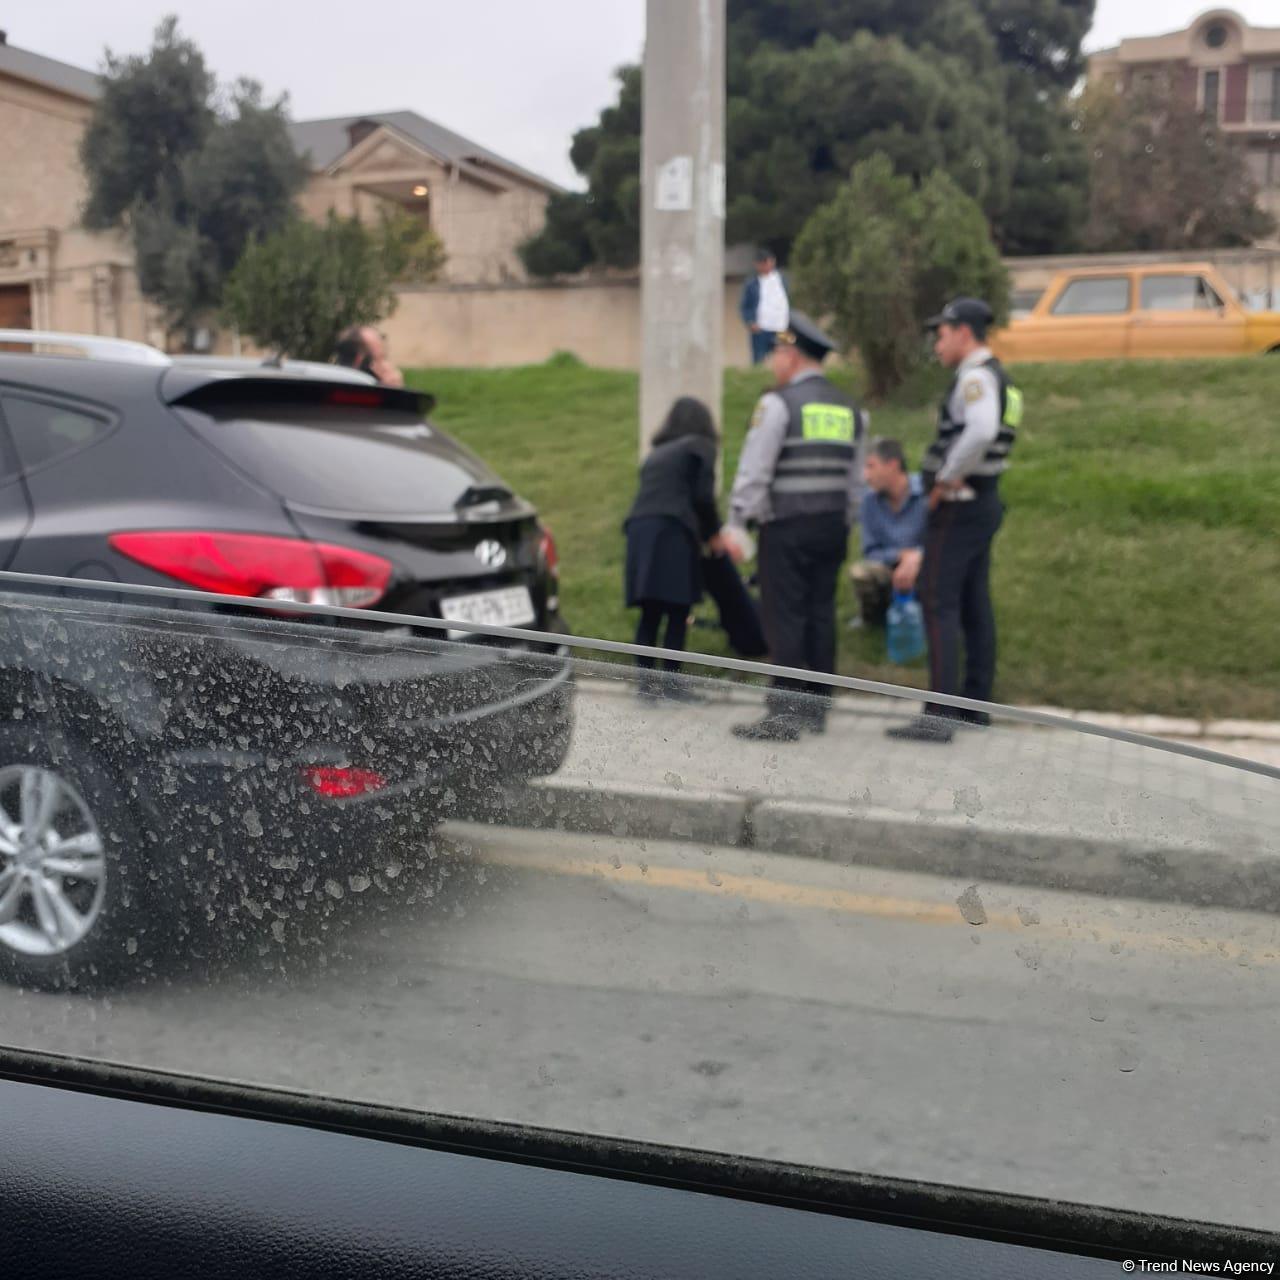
(0, 819, 1277, 1233)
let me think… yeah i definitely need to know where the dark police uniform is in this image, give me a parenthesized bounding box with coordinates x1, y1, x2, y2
(892, 298, 1021, 743)
(727, 313, 867, 741)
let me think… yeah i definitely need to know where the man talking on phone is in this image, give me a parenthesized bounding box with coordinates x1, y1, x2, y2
(333, 325, 405, 387)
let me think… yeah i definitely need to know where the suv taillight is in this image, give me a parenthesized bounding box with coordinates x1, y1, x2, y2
(108, 531, 392, 609)
(538, 524, 560, 579)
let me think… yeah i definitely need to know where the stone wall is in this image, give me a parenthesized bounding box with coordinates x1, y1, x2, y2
(385, 275, 754, 370)
(381, 247, 1280, 371)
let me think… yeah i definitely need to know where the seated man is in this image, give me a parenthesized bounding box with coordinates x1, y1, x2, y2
(849, 438, 927, 627)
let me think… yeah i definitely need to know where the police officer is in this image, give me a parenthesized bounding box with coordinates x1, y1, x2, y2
(726, 313, 867, 742)
(887, 297, 1021, 744)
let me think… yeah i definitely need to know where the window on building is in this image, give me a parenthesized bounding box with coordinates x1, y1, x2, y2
(1139, 276, 1224, 312)
(1204, 22, 1229, 50)
(1051, 277, 1132, 316)
(1202, 69, 1221, 122)
(1247, 65, 1280, 123)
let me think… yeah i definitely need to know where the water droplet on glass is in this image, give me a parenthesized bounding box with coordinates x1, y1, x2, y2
(325, 878, 344, 900)
(348, 873, 371, 894)
(956, 885, 987, 926)
(1016, 906, 1040, 927)
(126, 937, 137, 956)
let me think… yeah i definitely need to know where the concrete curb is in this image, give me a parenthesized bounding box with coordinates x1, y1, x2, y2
(491, 776, 1280, 916)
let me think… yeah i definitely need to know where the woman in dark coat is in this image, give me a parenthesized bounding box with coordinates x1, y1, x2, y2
(624, 397, 723, 696)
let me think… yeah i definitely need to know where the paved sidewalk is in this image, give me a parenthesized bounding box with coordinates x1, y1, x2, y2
(1016, 706, 1280, 770)
(490, 677, 1280, 913)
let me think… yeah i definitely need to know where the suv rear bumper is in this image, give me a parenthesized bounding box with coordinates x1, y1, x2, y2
(139, 653, 574, 872)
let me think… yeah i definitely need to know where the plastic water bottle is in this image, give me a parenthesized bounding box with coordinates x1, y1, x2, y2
(886, 591, 926, 665)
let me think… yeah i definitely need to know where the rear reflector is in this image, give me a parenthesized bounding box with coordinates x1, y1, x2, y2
(300, 766, 388, 799)
(108, 531, 392, 608)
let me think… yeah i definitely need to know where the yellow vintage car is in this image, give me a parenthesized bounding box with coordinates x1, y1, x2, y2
(990, 264, 1280, 363)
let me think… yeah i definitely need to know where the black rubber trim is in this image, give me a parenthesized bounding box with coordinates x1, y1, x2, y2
(164, 374, 432, 417)
(0, 1045, 1272, 1262)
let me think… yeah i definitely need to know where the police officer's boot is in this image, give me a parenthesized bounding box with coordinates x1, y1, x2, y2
(885, 714, 955, 744)
(731, 713, 805, 743)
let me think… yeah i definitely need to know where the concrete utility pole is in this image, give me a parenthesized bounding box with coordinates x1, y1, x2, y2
(639, 0, 726, 456)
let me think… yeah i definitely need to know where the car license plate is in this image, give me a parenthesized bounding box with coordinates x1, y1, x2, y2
(439, 585, 536, 633)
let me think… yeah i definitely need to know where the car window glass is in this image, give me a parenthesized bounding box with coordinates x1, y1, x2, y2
(1140, 276, 1224, 312)
(0, 395, 113, 474)
(0, 585, 1275, 1234)
(1050, 278, 1131, 316)
(0, 419, 22, 486)
(175, 405, 504, 515)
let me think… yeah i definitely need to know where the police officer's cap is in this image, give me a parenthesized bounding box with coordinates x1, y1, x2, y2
(776, 311, 838, 361)
(926, 297, 994, 334)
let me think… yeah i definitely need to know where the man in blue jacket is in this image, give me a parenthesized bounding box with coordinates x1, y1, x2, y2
(738, 248, 790, 365)
(849, 438, 927, 628)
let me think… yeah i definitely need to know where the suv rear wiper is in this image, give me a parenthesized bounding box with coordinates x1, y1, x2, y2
(456, 484, 514, 512)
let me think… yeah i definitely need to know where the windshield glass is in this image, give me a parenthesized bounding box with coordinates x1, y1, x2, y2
(5, 0, 1280, 1248)
(0, 583, 1275, 1232)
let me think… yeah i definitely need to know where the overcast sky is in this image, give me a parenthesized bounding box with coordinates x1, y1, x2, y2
(6, 2, 1277, 188)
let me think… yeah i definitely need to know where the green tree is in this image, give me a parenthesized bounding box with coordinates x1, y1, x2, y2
(80, 16, 306, 338)
(79, 16, 215, 231)
(793, 154, 1009, 396)
(727, 32, 1013, 254)
(520, 0, 1093, 275)
(377, 205, 448, 283)
(1080, 80, 1276, 251)
(996, 75, 1087, 254)
(223, 209, 443, 361)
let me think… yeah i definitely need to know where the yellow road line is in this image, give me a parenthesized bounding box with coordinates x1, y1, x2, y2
(477, 844, 1280, 967)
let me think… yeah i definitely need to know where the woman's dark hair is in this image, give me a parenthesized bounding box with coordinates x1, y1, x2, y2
(652, 396, 718, 447)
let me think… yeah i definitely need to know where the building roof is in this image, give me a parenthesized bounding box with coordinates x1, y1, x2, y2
(0, 36, 100, 101)
(1090, 8, 1280, 65)
(289, 111, 563, 194)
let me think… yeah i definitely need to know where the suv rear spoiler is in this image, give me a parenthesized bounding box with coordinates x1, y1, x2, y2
(162, 373, 436, 417)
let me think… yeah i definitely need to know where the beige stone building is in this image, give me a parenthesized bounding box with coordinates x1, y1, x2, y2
(0, 34, 561, 346)
(1088, 8, 1280, 235)
(0, 35, 155, 342)
(290, 113, 560, 285)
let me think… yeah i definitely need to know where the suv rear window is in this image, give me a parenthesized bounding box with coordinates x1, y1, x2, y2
(176, 404, 505, 514)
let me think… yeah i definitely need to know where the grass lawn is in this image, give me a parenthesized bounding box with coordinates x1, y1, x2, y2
(407, 354, 1280, 720)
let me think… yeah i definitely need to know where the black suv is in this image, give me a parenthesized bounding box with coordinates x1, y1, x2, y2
(0, 342, 573, 986)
